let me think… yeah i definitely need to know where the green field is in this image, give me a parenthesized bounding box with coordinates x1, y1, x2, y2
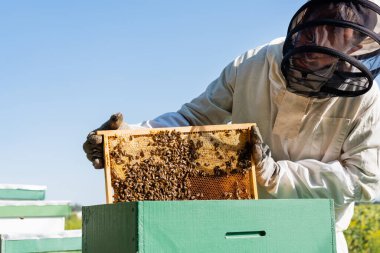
(65, 213, 82, 230)
(345, 203, 380, 253)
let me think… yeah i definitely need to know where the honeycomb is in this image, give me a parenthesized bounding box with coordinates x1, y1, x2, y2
(98, 124, 258, 203)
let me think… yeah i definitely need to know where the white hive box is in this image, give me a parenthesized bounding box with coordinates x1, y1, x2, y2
(0, 201, 71, 234)
(1, 230, 82, 252)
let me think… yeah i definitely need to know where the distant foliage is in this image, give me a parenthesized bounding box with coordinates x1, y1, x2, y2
(344, 204, 380, 253)
(65, 213, 82, 230)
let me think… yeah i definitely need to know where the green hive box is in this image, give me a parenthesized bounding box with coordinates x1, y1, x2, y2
(0, 230, 82, 253)
(83, 199, 336, 253)
(0, 201, 70, 218)
(0, 184, 46, 201)
(0, 201, 71, 234)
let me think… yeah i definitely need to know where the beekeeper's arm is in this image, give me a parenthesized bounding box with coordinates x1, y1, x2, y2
(138, 60, 236, 128)
(150, 61, 380, 207)
(112, 60, 234, 128)
(83, 59, 237, 169)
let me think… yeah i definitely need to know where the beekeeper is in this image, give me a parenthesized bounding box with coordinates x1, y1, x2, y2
(83, 1, 380, 252)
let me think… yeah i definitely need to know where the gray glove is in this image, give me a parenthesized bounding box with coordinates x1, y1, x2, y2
(251, 125, 280, 187)
(83, 113, 129, 169)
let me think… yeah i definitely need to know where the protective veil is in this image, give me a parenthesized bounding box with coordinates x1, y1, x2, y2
(282, 0, 380, 98)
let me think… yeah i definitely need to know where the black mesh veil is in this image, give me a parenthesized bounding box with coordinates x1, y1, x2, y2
(281, 0, 380, 98)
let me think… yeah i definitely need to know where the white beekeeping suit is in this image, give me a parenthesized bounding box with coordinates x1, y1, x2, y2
(138, 1, 380, 252)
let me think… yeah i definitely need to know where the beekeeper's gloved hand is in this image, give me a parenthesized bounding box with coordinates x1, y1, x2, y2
(251, 126, 280, 188)
(83, 113, 129, 169)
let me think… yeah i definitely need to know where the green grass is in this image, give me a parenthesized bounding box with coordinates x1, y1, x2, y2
(344, 203, 380, 253)
(65, 213, 82, 230)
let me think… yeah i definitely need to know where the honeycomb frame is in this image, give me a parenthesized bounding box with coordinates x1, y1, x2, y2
(97, 124, 258, 203)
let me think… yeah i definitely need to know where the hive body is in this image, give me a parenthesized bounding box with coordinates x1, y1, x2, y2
(82, 200, 337, 253)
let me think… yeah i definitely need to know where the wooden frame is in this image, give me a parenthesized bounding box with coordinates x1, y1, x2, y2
(97, 123, 258, 204)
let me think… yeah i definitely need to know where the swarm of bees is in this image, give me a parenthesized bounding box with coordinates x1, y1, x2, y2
(109, 129, 253, 203)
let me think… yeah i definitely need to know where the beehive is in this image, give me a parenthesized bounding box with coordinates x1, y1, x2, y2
(97, 124, 258, 203)
(82, 200, 337, 253)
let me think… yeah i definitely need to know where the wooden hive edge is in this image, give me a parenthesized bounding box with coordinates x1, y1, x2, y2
(96, 123, 257, 136)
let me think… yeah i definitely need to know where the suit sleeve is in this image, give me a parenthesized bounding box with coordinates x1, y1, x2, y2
(176, 61, 237, 125)
(256, 94, 380, 207)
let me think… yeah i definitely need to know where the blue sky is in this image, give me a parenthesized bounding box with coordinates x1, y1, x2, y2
(0, 0, 346, 205)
